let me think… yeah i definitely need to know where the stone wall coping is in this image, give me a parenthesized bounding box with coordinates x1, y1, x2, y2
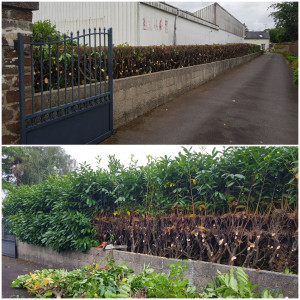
(2, 2, 39, 11)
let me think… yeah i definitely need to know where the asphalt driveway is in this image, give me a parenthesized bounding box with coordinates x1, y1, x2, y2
(2, 256, 53, 298)
(102, 53, 298, 145)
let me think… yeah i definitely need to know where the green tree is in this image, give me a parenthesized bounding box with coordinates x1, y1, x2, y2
(2, 146, 77, 186)
(269, 28, 286, 43)
(269, 2, 298, 42)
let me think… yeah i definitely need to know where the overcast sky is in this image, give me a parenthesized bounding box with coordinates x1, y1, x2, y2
(166, 1, 277, 31)
(63, 145, 224, 170)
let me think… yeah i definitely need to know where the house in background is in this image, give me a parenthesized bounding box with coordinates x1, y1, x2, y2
(245, 30, 270, 51)
(32, 2, 245, 46)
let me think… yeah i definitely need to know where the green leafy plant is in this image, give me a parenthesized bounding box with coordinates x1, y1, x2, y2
(293, 68, 298, 85)
(201, 267, 284, 298)
(284, 268, 293, 274)
(11, 262, 286, 298)
(11, 261, 199, 298)
(33, 20, 62, 42)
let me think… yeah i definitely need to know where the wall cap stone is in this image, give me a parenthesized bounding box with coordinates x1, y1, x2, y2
(2, 2, 39, 11)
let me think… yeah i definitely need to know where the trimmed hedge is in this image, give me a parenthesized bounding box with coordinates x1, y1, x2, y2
(94, 213, 298, 274)
(33, 43, 261, 93)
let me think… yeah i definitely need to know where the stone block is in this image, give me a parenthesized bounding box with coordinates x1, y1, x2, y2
(8, 9, 32, 21)
(2, 134, 18, 144)
(6, 89, 19, 103)
(6, 122, 20, 134)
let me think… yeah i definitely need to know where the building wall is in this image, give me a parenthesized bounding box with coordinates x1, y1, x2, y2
(215, 4, 244, 37)
(245, 39, 270, 50)
(194, 3, 245, 38)
(139, 3, 175, 46)
(33, 2, 139, 46)
(33, 2, 244, 46)
(193, 4, 215, 24)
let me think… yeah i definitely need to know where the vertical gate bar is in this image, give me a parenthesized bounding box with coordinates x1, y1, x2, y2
(64, 34, 67, 105)
(99, 28, 102, 95)
(94, 28, 97, 96)
(56, 34, 60, 107)
(103, 28, 107, 93)
(48, 36, 52, 110)
(77, 31, 80, 101)
(40, 35, 44, 111)
(30, 35, 34, 114)
(71, 32, 74, 103)
(108, 28, 113, 131)
(17, 33, 26, 144)
(89, 28, 92, 97)
(83, 29, 86, 99)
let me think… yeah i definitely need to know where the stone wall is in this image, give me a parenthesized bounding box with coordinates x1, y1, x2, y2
(2, 2, 39, 144)
(113, 51, 261, 129)
(16, 240, 298, 298)
(31, 51, 262, 131)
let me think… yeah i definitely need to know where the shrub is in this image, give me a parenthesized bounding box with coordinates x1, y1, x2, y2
(33, 20, 62, 42)
(274, 45, 286, 50)
(280, 52, 298, 86)
(293, 68, 298, 85)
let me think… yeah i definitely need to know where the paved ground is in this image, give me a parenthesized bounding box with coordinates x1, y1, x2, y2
(2, 256, 53, 298)
(102, 53, 298, 145)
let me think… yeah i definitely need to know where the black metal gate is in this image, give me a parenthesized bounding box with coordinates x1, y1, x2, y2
(15, 28, 113, 144)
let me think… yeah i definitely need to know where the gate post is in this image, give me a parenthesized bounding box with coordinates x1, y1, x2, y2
(108, 28, 114, 132)
(2, 2, 39, 144)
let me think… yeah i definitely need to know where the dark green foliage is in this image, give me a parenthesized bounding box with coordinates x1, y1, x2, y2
(269, 2, 298, 42)
(33, 20, 62, 42)
(3, 166, 99, 252)
(269, 28, 288, 43)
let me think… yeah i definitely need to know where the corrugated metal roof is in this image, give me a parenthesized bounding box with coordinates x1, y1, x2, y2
(245, 31, 270, 39)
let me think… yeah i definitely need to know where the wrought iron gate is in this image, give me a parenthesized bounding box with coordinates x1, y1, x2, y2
(15, 28, 113, 144)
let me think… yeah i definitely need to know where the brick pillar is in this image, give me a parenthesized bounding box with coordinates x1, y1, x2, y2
(2, 2, 39, 144)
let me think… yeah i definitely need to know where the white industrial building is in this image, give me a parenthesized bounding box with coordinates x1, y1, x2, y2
(33, 2, 245, 46)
